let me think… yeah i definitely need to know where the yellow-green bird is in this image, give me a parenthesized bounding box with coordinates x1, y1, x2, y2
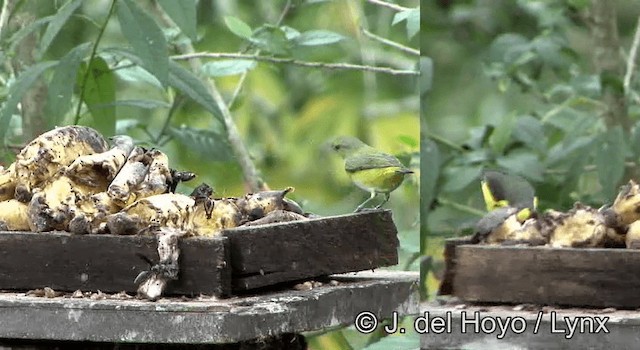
(332, 136, 413, 212)
(481, 170, 537, 221)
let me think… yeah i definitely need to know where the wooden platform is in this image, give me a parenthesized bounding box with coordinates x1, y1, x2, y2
(421, 300, 640, 349)
(0, 210, 398, 297)
(0, 271, 418, 346)
(439, 237, 640, 308)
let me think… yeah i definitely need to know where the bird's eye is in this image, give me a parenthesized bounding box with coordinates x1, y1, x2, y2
(333, 144, 340, 150)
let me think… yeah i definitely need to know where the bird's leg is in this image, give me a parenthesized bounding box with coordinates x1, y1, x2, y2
(355, 192, 377, 212)
(375, 193, 391, 209)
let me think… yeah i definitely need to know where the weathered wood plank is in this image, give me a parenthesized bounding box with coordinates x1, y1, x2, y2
(449, 243, 640, 308)
(0, 271, 419, 344)
(0, 232, 230, 297)
(438, 236, 473, 296)
(422, 302, 640, 349)
(223, 210, 399, 291)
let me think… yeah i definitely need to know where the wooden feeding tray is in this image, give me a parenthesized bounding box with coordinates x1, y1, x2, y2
(0, 210, 398, 297)
(439, 237, 640, 308)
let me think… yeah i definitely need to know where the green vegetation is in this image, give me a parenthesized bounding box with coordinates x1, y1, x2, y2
(423, 0, 640, 300)
(0, 0, 419, 348)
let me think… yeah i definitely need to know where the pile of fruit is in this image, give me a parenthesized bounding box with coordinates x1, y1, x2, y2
(472, 171, 640, 249)
(0, 126, 305, 237)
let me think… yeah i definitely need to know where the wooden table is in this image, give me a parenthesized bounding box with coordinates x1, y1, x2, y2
(0, 271, 418, 349)
(421, 300, 640, 349)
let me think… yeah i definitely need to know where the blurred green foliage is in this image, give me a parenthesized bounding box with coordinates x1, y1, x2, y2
(0, 0, 419, 348)
(423, 0, 640, 300)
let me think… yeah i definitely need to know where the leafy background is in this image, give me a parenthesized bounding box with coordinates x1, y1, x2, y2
(0, 0, 419, 348)
(423, 0, 640, 302)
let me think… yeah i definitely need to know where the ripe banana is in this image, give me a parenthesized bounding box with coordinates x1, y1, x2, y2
(14, 126, 108, 202)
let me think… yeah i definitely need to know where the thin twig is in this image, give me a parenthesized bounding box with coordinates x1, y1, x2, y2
(425, 131, 465, 152)
(361, 27, 419, 56)
(0, 0, 16, 41)
(437, 197, 485, 217)
(171, 52, 420, 76)
(74, 0, 117, 124)
(154, 95, 184, 144)
(625, 15, 640, 95)
(365, 0, 411, 12)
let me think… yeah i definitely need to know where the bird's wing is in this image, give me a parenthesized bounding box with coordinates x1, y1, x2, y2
(345, 151, 404, 172)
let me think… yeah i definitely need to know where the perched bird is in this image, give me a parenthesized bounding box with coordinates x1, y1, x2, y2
(332, 136, 413, 212)
(481, 170, 537, 222)
(472, 170, 539, 244)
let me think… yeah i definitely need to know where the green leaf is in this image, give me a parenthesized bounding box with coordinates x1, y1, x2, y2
(250, 25, 291, 56)
(8, 16, 53, 55)
(443, 165, 482, 192)
(106, 48, 223, 124)
(596, 126, 626, 200)
(79, 57, 116, 136)
(168, 126, 232, 162)
(117, 0, 168, 85)
(392, 8, 419, 39)
(38, 0, 83, 58)
(157, 0, 197, 40)
(167, 60, 223, 123)
(116, 119, 143, 134)
(488, 33, 531, 64)
(92, 99, 171, 110)
(280, 26, 301, 40)
(0, 61, 58, 145)
(294, 30, 345, 46)
(45, 42, 92, 129)
(201, 60, 257, 77)
(512, 115, 547, 153)
(224, 16, 252, 39)
(545, 135, 595, 167)
(362, 332, 420, 350)
(489, 112, 516, 154)
(496, 152, 544, 182)
(571, 74, 601, 98)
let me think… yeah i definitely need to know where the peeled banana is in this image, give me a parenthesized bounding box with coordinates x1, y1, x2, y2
(14, 126, 109, 202)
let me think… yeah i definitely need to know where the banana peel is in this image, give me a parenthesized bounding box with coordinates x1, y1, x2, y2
(66, 135, 134, 188)
(134, 149, 171, 200)
(27, 169, 97, 232)
(107, 146, 149, 207)
(626, 220, 640, 249)
(0, 199, 30, 231)
(235, 187, 303, 221)
(602, 180, 640, 232)
(14, 126, 108, 202)
(0, 163, 16, 201)
(545, 203, 607, 248)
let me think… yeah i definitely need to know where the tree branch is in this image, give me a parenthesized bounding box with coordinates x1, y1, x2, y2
(0, 0, 16, 41)
(171, 52, 420, 76)
(74, 0, 117, 125)
(151, 1, 264, 192)
(624, 15, 640, 95)
(361, 27, 419, 56)
(365, 0, 411, 12)
(584, 0, 628, 129)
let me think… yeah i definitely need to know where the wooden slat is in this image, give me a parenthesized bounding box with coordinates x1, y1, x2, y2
(0, 271, 419, 344)
(223, 210, 399, 291)
(438, 236, 473, 296)
(449, 243, 640, 308)
(0, 232, 230, 297)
